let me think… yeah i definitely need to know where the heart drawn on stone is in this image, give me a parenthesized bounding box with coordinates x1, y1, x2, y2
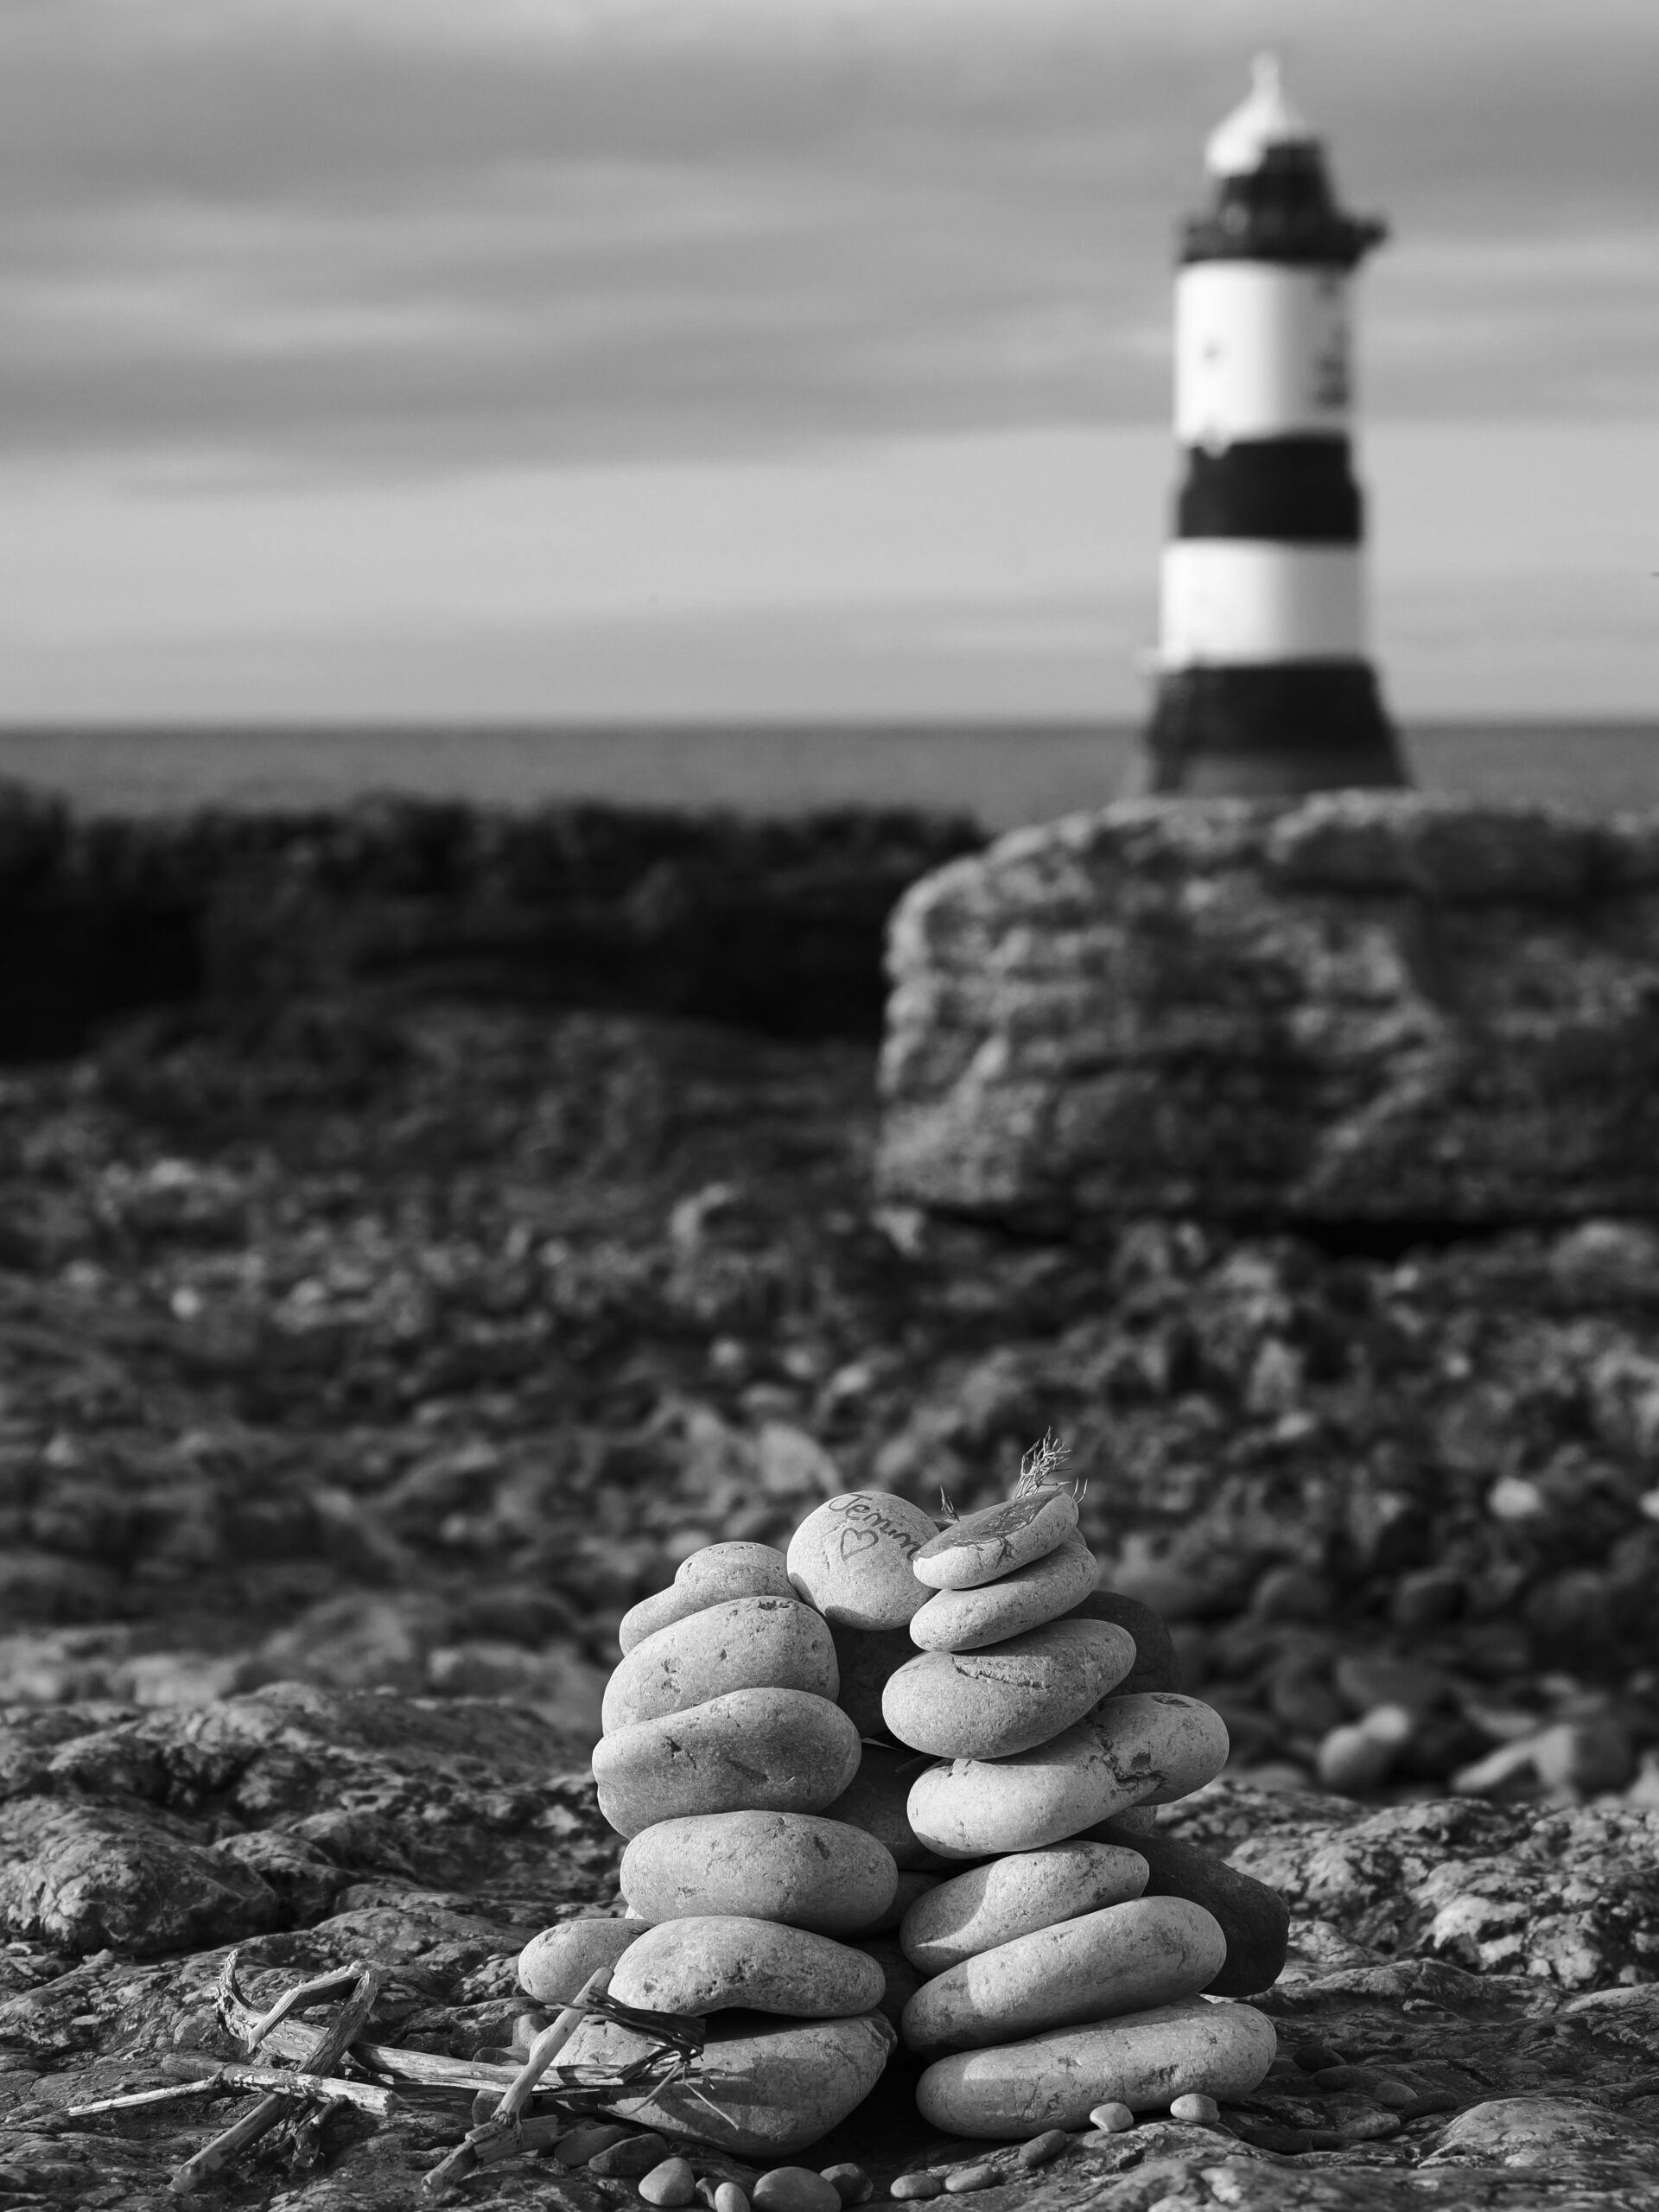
(838, 1527, 881, 1560)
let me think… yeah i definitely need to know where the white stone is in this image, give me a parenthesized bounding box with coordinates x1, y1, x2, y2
(915, 1999, 1277, 2137)
(906, 1694, 1230, 1859)
(899, 1896, 1227, 2056)
(787, 1492, 938, 1630)
(899, 1845, 1148, 1975)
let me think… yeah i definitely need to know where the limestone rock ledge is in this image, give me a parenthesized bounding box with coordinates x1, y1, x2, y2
(876, 794, 1659, 1230)
(4, 1717, 1659, 2208)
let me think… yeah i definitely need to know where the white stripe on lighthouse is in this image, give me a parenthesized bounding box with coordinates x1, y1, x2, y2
(1158, 541, 1365, 666)
(1175, 262, 1352, 447)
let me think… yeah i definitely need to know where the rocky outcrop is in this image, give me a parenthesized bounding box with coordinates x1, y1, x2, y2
(1162, 1781, 1659, 1992)
(0, 1683, 614, 1955)
(0, 781, 979, 1058)
(877, 793, 1659, 1230)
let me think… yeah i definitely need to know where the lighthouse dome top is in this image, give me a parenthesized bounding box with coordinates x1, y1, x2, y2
(1179, 54, 1386, 270)
(1205, 54, 1316, 178)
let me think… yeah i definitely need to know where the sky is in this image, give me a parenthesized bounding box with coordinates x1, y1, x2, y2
(1, 0, 1655, 721)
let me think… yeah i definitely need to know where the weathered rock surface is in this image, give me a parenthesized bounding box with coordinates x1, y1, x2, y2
(4, 1719, 1659, 2206)
(0, 1681, 614, 1956)
(877, 793, 1659, 1229)
(1164, 1779, 1659, 1991)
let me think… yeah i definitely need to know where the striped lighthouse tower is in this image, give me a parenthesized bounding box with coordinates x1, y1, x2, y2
(1142, 56, 1409, 796)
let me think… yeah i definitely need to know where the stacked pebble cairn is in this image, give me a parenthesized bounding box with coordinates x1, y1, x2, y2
(526, 1539, 900, 2167)
(875, 1463, 1288, 2142)
(521, 1460, 1291, 2184)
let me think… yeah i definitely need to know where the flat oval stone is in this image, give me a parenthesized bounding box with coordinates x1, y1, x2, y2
(639, 2156, 697, 2206)
(588, 2133, 671, 2177)
(900, 1895, 1226, 2056)
(560, 2009, 896, 2158)
(822, 1743, 944, 1871)
(910, 1533, 1097, 1653)
(906, 1694, 1229, 1859)
(621, 1812, 899, 1936)
(553, 2122, 632, 2168)
(518, 1918, 643, 2004)
(1082, 1825, 1288, 1998)
(621, 1544, 797, 1655)
(882, 1620, 1135, 1761)
(899, 1844, 1148, 1975)
(788, 1493, 938, 1630)
(830, 1623, 918, 1740)
(1066, 1592, 1182, 1695)
(594, 1689, 861, 1840)
(915, 1998, 1277, 2137)
(604, 1597, 837, 1733)
(753, 2171, 842, 2212)
(609, 1915, 884, 2018)
(1095, 1693, 1232, 1806)
(912, 1489, 1078, 1592)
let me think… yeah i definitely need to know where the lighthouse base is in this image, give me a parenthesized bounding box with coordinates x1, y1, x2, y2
(1141, 663, 1410, 797)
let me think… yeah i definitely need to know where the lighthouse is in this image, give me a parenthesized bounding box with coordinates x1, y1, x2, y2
(1141, 56, 1409, 796)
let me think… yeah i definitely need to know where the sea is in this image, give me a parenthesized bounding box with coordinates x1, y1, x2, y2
(0, 721, 1656, 833)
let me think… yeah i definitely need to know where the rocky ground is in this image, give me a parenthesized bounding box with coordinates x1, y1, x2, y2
(3, 983, 1659, 2203)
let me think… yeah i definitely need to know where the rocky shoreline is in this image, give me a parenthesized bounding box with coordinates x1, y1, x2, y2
(5, 982, 1658, 1806)
(5, 1693, 1659, 2207)
(3, 791, 1659, 2202)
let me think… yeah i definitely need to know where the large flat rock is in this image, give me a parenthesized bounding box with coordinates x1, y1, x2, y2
(877, 794, 1659, 1229)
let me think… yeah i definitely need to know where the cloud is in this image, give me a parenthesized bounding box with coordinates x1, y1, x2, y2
(2, 0, 1656, 477)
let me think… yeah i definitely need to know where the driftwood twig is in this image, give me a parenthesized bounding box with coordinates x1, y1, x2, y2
(164, 2053, 398, 2117)
(495, 1964, 614, 2123)
(168, 1962, 385, 2196)
(64, 2080, 225, 2120)
(289, 2092, 349, 2172)
(422, 1965, 613, 2195)
(240, 1963, 365, 2051)
(217, 1955, 517, 2093)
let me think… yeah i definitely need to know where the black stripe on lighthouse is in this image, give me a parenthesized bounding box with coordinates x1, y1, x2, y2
(1175, 438, 1363, 543)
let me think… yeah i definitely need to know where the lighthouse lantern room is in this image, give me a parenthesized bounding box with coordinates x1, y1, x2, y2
(1142, 56, 1410, 795)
